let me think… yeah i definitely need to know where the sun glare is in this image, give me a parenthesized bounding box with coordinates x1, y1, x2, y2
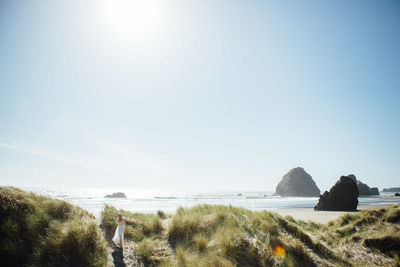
(104, 0, 160, 40)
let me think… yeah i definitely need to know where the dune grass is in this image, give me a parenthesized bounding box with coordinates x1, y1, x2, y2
(301, 204, 400, 265)
(101, 204, 321, 266)
(101, 204, 400, 266)
(0, 186, 107, 267)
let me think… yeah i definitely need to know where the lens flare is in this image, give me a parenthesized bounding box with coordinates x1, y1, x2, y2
(275, 245, 286, 258)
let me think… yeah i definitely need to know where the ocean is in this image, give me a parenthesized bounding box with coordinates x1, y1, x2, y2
(25, 187, 400, 217)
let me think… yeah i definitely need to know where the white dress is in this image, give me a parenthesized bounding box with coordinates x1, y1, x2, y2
(112, 220, 125, 245)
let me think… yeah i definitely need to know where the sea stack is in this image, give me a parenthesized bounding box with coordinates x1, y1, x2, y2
(357, 181, 379, 195)
(347, 174, 379, 195)
(105, 192, 127, 198)
(276, 167, 320, 197)
(314, 175, 359, 211)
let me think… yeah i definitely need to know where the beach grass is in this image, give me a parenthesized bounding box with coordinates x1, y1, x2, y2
(101, 203, 400, 266)
(0, 186, 107, 267)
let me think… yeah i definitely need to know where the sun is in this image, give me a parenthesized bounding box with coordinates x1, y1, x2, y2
(104, 0, 160, 41)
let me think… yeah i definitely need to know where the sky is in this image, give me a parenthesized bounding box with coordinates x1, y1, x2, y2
(0, 0, 399, 192)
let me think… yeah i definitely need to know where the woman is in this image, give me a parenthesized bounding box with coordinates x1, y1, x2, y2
(112, 213, 126, 248)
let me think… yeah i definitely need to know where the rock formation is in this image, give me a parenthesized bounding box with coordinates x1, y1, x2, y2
(105, 192, 127, 198)
(357, 181, 379, 195)
(347, 174, 357, 183)
(346, 174, 379, 195)
(314, 175, 359, 211)
(276, 167, 320, 197)
(369, 187, 379, 195)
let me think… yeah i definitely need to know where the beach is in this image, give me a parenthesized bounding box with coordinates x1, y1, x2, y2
(275, 204, 393, 224)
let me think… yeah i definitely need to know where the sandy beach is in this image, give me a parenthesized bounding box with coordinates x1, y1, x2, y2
(275, 204, 394, 224)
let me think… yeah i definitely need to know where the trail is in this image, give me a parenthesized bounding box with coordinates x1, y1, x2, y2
(102, 218, 173, 267)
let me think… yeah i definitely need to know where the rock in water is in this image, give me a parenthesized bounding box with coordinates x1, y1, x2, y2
(383, 187, 400, 193)
(357, 180, 379, 195)
(105, 192, 127, 198)
(347, 174, 357, 183)
(314, 176, 359, 211)
(276, 167, 320, 197)
(346, 174, 379, 195)
(369, 187, 379, 195)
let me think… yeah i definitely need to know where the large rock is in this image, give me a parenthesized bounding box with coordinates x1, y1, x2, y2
(105, 192, 126, 198)
(346, 174, 379, 195)
(276, 167, 320, 197)
(347, 174, 357, 183)
(314, 175, 359, 211)
(369, 187, 379, 195)
(357, 181, 379, 195)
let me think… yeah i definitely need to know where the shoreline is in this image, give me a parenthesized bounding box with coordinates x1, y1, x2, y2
(274, 204, 394, 224)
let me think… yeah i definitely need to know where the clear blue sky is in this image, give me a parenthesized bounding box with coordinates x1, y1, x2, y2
(0, 0, 399, 191)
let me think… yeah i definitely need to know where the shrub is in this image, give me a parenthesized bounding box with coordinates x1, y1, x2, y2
(45, 200, 73, 221)
(157, 210, 166, 219)
(218, 229, 263, 266)
(384, 206, 400, 223)
(143, 216, 163, 236)
(0, 187, 107, 267)
(353, 215, 378, 226)
(284, 240, 313, 267)
(136, 238, 156, 264)
(336, 225, 356, 237)
(338, 213, 357, 226)
(168, 215, 199, 246)
(364, 235, 400, 257)
(193, 235, 208, 253)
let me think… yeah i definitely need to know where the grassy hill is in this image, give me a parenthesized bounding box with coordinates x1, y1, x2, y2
(101, 203, 400, 266)
(0, 187, 108, 267)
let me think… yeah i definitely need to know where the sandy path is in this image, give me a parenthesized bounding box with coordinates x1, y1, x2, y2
(105, 218, 173, 267)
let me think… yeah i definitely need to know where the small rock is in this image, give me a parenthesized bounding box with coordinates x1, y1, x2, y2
(105, 192, 127, 198)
